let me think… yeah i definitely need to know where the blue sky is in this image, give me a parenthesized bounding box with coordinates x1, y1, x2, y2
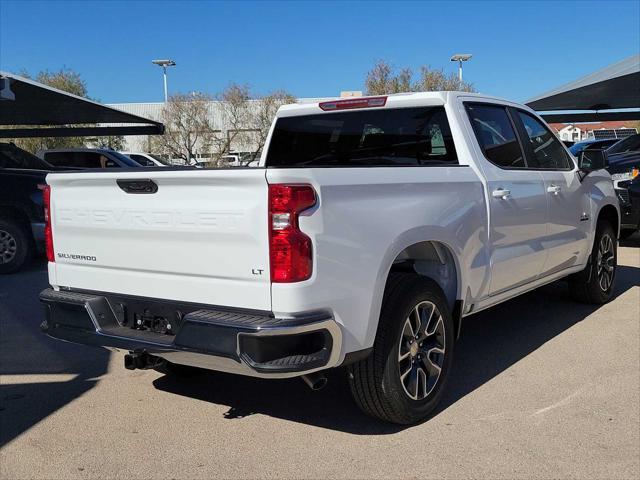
(1, 0, 638, 104)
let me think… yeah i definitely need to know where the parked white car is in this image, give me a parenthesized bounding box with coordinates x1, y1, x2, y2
(40, 92, 619, 424)
(221, 152, 258, 167)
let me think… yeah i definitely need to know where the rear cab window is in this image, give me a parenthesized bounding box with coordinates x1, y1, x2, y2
(266, 106, 458, 167)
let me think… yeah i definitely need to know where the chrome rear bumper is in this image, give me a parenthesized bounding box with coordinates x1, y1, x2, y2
(39, 288, 341, 378)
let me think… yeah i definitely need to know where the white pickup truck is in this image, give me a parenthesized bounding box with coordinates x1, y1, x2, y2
(40, 92, 619, 424)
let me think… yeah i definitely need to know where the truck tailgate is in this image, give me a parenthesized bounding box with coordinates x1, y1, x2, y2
(46, 169, 271, 311)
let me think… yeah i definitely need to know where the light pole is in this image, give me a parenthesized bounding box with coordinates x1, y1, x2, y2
(152, 59, 176, 102)
(450, 54, 472, 87)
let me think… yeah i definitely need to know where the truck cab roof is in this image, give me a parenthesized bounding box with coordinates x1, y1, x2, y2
(277, 91, 519, 118)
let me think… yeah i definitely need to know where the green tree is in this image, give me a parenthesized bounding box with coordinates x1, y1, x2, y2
(32, 68, 88, 97)
(149, 92, 218, 164)
(365, 60, 476, 95)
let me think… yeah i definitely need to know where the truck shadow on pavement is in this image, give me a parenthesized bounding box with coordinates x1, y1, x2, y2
(0, 261, 111, 447)
(1, 260, 637, 443)
(153, 263, 640, 434)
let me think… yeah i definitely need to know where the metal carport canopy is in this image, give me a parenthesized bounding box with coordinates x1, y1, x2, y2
(0, 71, 164, 138)
(526, 54, 640, 123)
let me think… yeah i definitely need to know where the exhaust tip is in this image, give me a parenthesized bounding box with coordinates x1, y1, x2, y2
(301, 372, 328, 391)
(124, 353, 137, 370)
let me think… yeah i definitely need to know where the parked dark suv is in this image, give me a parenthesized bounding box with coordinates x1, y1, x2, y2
(606, 134, 640, 239)
(38, 148, 141, 169)
(0, 143, 63, 273)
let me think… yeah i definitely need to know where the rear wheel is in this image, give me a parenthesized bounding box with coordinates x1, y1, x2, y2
(0, 218, 32, 274)
(347, 273, 454, 424)
(569, 221, 617, 304)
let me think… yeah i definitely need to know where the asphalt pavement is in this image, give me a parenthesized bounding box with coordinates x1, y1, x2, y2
(1, 238, 638, 479)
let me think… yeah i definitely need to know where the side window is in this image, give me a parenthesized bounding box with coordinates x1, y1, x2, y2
(44, 152, 73, 167)
(130, 154, 152, 166)
(466, 104, 525, 168)
(72, 153, 103, 168)
(516, 111, 572, 170)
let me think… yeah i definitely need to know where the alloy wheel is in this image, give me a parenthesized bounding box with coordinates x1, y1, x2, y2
(0, 229, 17, 265)
(596, 233, 615, 292)
(398, 301, 446, 401)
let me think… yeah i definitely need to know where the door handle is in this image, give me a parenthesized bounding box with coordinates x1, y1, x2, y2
(547, 185, 562, 195)
(492, 188, 511, 200)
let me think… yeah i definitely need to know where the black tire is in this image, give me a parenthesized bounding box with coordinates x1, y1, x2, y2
(154, 360, 201, 377)
(619, 229, 636, 240)
(569, 221, 617, 304)
(0, 218, 32, 274)
(347, 273, 455, 424)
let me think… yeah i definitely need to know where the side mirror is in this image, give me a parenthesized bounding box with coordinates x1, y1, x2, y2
(579, 149, 608, 173)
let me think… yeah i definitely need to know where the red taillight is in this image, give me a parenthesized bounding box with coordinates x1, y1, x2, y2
(319, 96, 387, 111)
(42, 184, 54, 262)
(269, 184, 316, 283)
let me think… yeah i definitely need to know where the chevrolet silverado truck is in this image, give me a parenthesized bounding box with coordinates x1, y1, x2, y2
(39, 92, 619, 424)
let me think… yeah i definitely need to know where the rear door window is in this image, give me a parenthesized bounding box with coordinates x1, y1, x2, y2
(465, 104, 525, 168)
(266, 106, 458, 167)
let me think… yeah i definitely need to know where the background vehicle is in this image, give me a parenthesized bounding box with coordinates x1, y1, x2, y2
(606, 134, 640, 180)
(569, 138, 620, 156)
(220, 152, 258, 167)
(622, 176, 640, 238)
(0, 143, 60, 273)
(615, 175, 640, 239)
(605, 134, 640, 238)
(122, 152, 171, 167)
(38, 148, 141, 169)
(220, 153, 243, 167)
(606, 133, 640, 157)
(40, 92, 619, 424)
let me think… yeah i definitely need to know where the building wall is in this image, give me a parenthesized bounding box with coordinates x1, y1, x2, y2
(107, 97, 332, 162)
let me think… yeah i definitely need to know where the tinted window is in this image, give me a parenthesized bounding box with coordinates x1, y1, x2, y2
(517, 111, 572, 169)
(607, 134, 640, 155)
(0, 143, 51, 169)
(466, 104, 525, 168)
(266, 107, 458, 167)
(129, 154, 154, 166)
(45, 152, 105, 168)
(109, 151, 140, 167)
